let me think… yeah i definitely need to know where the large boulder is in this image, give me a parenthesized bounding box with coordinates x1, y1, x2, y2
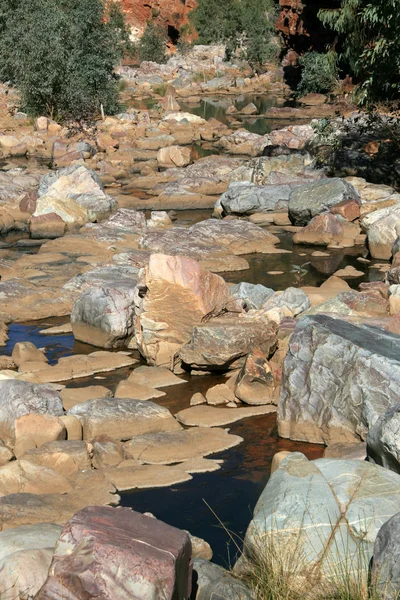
(237, 452, 400, 598)
(362, 205, 400, 259)
(134, 254, 230, 367)
(34, 164, 117, 226)
(179, 317, 277, 371)
(218, 182, 294, 216)
(371, 512, 400, 600)
(71, 274, 137, 348)
(194, 558, 254, 600)
(0, 523, 62, 600)
(288, 178, 361, 226)
(69, 398, 181, 440)
(367, 404, 400, 474)
(278, 315, 400, 444)
(0, 380, 63, 445)
(36, 506, 192, 600)
(189, 219, 279, 255)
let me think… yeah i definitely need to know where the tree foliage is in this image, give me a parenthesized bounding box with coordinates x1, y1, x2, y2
(137, 23, 167, 64)
(319, 0, 400, 104)
(190, 0, 279, 72)
(297, 52, 339, 96)
(0, 0, 131, 120)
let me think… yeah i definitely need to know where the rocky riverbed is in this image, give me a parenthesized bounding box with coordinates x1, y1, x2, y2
(0, 46, 399, 600)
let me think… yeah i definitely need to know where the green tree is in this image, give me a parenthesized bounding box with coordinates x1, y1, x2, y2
(137, 23, 166, 64)
(0, 0, 129, 120)
(297, 52, 339, 96)
(319, 0, 400, 104)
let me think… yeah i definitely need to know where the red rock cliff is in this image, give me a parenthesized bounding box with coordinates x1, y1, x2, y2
(119, 0, 198, 42)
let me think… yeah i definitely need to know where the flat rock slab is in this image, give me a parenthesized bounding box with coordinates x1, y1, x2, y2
(128, 366, 186, 388)
(61, 385, 112, 410)
(0, 459, 73, 496)
(69, 398, 181, 440)
(21, 351, 137, 383)
(175, 405, 276, 427)
(39, 323, 73, 335)
(102, 464, 193, 490)
(115, 380, 166, 400)
(123, 428, 242, 464)
(36, 506, 192, 600)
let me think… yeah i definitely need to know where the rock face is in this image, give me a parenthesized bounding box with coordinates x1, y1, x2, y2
(34, 164, 117, 227)
(0, 380, 63, 445)
(194, 558, 253, 600)
(288, 178, 360, 226)
(371, 512, 400, 600)
(36, 506, 193, 600)
(134, 254, 230, 367)
(363, 205, 400, 259)
(180, 317, 277, 370)
(120, 0, 197, 41)
(218, 182, 294, 215)
(71, 274, 137, 348)
(367, 404, 400, 474)
(238, 452, 400, 598)
(278, 315, 400, 444)
(69, 398, 181, 440)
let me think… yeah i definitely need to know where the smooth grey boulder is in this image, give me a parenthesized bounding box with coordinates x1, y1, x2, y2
(71, 277, 137, 348)
(278, 315, 400, 444)
(230, 282, 274, 310)
(0, 380, 63, 445)
(194, 558, 254, 600)
(237, 452, 400, 598)
(64, 265, 139, 294)
(69, 398, 181, 440)
(179, 317, 277, 371)
(371, 512, 400, 600)
(288, 178, 361, 226)
(0, 522, 63, 600)
(367, 404, 400, 474)
(218, 181, 294, 215)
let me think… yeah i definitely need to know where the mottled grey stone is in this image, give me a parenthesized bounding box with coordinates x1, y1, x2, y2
(194, 558, 254, 600)
(219, 182, 294, 215)
(230, 282, 274, 310)
(367, 404, 400, 474)
(372, 512, 400, 600)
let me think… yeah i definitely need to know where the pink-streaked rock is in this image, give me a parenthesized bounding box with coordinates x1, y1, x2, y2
(330, 198, 360, 221)
(293, 213, 344, 246)
(36, 506, 192, 600)
(134, 254, 230, 367)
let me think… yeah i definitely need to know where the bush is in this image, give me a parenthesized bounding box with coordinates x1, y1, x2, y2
(138, 23, 166, 64)
(0, 0, 130, 120)
(297, 52, 339, 96)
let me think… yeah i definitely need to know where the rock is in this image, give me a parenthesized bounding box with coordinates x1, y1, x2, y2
(262, 287, 310, 319)
(298, 93, 327, 106)
(34, 164, 117, 226)
(187, 535, 213, 561)
(21, 440, 90, 478)
(180, 317, 277, 371)
(29, 213, 67, 239)
(230, 282, 274, 310)
(71, 276, 137, 349)
(0, 459, 73, 496)
(59, 415, 82, 440)
(389, 285, 400, 315)
(0, 441, 13, 466)
(12, 341, 47, 367)
(163, 111, 206, 124)
(0, 523, 62, 600)
(270, 450, 291, 473)
(371, 512, 400, 600)
(69, 398, 181, 440)
(288, 178, 360, 226)
(134, 254, 230, 367)
(148, 210, 173, 229)
(194, 558, 254, 600)
(218, 182, 294, 215)
(115, 380, 166, 400)
(237, 453, 400, 597)
(102, 208, 147, 232)
(278, 315, 400, 444)
(0, 380, 63, 445)
(14, 413, 66, 447)
(293, 213, 345, 246)
(92, 437, 124, 469)
(101, 463, 192, 490)
(334, 265, 364, 278)
(205, 383, 236, 405)
(157, 145, 192, 168)
(367, 404, 400, 474)
(235, 348, 276, 405)
(123, 428, 242, 464)
(241, 102, 258, 115)
(175, 405, 275, 427)
(362, 205, 400, 259)
(330, 198, 360, 221)
(61, 385, 112, 411)
(127, 365, 186, 388)
(189, 219, 279, 255)
(323, 441, 367, 460)
(36, 506, 192, 600)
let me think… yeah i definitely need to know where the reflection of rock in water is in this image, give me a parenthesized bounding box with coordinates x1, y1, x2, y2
(310, 253, 343, 275)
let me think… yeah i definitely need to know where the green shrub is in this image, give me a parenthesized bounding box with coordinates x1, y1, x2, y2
(0, 0, 130, 120)
(138, 23, 166, 64)
(297, 52, 339, 96)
